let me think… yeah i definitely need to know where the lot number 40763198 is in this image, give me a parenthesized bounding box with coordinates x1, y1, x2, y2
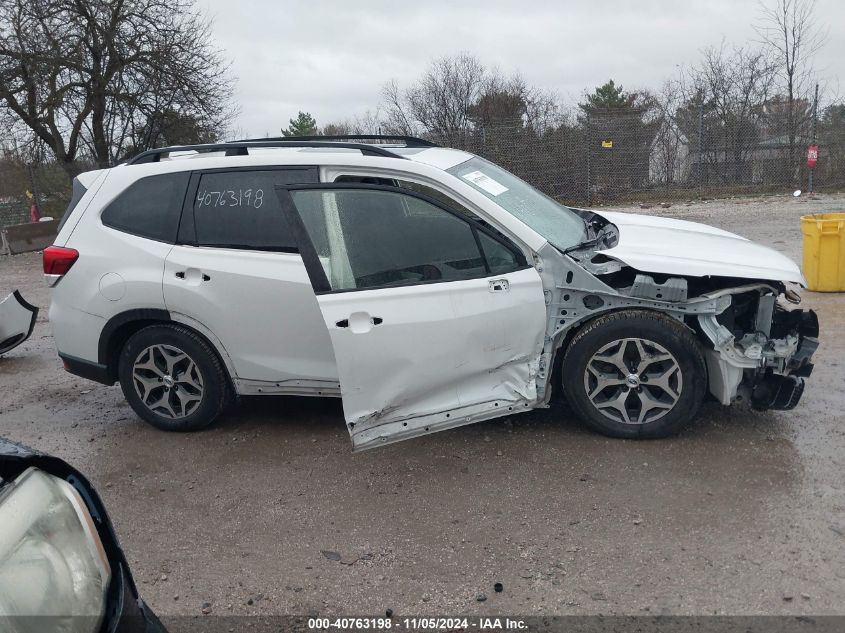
(196, 188, 265, 208)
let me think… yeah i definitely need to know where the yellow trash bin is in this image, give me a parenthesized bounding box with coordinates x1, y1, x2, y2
(801, 212, 845, 292)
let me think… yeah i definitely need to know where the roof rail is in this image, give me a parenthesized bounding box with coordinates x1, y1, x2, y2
(127, 139, 417, 165)
(241, 135, 440, 148)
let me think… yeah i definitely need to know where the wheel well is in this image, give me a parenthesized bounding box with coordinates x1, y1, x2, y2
(101, 316, 234, 391)
(548, 326, 579, 402)
(547, 307, 700, 402)
(103, 319, 160, 383)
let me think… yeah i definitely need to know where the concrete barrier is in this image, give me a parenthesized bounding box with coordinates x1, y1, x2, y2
(0, 219, 58, 255)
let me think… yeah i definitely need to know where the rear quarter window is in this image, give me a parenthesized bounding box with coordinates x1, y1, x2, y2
(57, 177, 88, 232)
(101, 172, 189, 243)
(189, 168, 318, 251)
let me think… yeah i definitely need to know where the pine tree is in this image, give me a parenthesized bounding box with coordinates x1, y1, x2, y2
(579, 80, 635, 111)
(282, 111, 319, 136)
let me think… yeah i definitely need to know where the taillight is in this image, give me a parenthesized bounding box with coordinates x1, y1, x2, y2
(43, 246, 79, 276)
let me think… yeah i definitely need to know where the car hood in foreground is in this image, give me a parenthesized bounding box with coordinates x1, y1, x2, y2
(593, 211, 805, 285)
(0, 437, 167, 632)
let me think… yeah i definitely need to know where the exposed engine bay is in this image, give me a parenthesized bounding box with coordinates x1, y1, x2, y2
(558, 210, 819, 412)
(696, 285, 817, 410)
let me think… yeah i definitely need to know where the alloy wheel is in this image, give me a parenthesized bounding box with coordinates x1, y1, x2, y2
(132, 344, 204, 419)
(583, 337, 682, 425)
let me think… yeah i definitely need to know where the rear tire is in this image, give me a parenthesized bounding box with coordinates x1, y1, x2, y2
(118, 324, 231, 432)
(562, 310, 706, 439)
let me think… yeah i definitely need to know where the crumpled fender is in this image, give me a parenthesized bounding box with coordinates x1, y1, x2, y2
(0, 290, 38, 355)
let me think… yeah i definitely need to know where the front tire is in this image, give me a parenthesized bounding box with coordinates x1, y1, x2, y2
(562, 310, 706, 439)
(118, 324, 231, 432)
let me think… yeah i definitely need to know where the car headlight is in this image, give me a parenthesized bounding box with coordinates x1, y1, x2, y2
(0, 467, 111, 633)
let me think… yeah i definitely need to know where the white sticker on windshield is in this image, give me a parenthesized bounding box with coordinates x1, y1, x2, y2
(462, 170, 509, 196)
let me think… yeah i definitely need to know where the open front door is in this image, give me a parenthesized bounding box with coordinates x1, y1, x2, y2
(276, 184, 546, 450)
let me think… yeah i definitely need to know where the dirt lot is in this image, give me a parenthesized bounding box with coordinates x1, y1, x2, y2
(1, 193, 844, 617)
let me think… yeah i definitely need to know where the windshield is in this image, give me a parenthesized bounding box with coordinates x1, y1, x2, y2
(447, 156, 586, 250)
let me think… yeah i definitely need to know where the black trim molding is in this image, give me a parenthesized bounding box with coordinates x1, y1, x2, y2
(97, 308, 171, 366)
(60, 353, 114, 385)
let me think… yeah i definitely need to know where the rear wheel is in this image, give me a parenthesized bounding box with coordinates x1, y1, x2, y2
(118, 324, 231, 431)
(562, 310, 706, 439)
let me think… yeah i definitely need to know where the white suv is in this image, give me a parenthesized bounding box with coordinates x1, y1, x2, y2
(45, 136, 819, 450)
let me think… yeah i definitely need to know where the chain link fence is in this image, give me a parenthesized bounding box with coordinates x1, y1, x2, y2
(429, 104, 845, 206)
(0, 160, 76, 228)
(2, 104, 843, 230)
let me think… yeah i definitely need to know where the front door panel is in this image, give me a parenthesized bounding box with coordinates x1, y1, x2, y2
(277, 184, 546, 450)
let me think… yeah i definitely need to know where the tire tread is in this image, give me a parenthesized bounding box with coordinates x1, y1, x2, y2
(562, 309, 707, 439)
(118, 323, 232, 432)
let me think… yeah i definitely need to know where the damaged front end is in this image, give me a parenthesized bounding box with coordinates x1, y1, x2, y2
(553, 209, 820, 414)
(697, 286, 818, 411)
(563, 244, 820, 412)
(561, 246, 819, 412)
(0, 290, 38, 355)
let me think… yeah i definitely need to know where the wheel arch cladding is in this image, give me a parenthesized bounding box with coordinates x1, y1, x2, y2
(99, 310, 233, 391)
(99, 309, 171, 381)
(559, 307, 699, 367)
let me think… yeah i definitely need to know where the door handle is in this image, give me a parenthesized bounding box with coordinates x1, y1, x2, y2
(174, 270, 211, 282)
(488, 279, 509, 292)
(336, 314, 383, 331)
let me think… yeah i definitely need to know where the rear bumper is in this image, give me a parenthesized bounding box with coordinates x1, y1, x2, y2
(0, 290, 38, 355)
(59, 352, 115, 385)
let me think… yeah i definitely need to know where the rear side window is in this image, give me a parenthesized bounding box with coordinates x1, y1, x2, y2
(57, 177, 88, 232)
(101, 172, 189, 243)
(191, 168, 318, 251)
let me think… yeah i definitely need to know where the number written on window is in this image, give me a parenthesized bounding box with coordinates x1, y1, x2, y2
(190, 168, 318, 250)
(196, 188, 265, 209)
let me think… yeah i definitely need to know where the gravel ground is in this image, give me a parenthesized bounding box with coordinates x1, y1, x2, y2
(1, 192, 844, 618)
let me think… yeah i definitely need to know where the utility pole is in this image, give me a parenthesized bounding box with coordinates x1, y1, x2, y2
(585, 111, 591, 207)
(808, 82, 819, 194)
(697, 103, 704, 196)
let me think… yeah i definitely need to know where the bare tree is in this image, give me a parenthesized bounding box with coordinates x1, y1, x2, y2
(470, 72, 560, 132)
(381, 79, 418, 136)
(381, 53, 486, 143)
(0, 0, 235, 176)
(650, 80, 687, 186)
(382, 53, 561, 143)
(683, 43, 776, 183)
(756, 0, 826, 167)
(322, 109, 384, 137)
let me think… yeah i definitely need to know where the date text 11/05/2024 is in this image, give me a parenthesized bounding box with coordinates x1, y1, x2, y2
(307, 617, 528, 630)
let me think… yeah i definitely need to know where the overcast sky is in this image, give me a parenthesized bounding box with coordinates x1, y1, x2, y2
(196, 0, 843, 137)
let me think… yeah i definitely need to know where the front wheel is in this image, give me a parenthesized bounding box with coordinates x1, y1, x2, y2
(562, 310, 707, 439)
